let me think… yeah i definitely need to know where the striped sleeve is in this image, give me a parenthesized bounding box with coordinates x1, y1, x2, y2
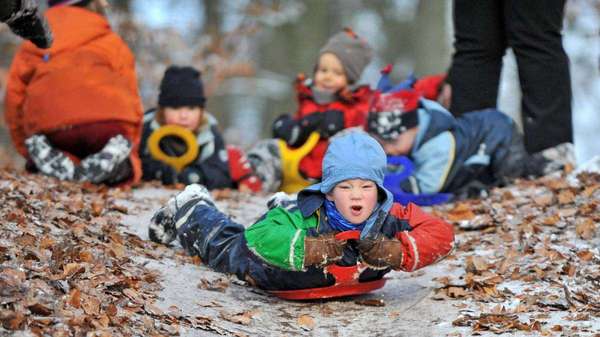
(244, 207, 317, 271)
(390, 203, 455, 271)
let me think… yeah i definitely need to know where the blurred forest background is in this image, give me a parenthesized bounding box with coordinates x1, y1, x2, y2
(0, 0, 599, 168)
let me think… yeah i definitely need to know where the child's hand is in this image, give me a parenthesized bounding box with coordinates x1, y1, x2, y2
(357, 235, 403, 270)
(303, 233, 347, 268)
(317, 109, 344, 138)
(299, 113, 323, 131)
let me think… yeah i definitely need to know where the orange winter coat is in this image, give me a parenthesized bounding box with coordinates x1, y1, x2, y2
(4, 6, 143, 184)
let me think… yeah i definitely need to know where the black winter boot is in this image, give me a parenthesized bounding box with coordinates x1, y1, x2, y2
(148, 184, 216, 244)
(2, 0, 53, 49)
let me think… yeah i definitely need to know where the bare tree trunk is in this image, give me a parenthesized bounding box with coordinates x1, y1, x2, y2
(257, 0, 333, 131)
(414, 0, 450, 75)
(110, 0, 131, 13)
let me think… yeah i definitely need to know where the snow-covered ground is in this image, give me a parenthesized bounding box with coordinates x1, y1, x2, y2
(115, 177, 600, 336)
(118, 187, 463, 336)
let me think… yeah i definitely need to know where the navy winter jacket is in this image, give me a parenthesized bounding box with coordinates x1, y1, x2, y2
(139, 109, 233, 189)
(406, 99, 519, 193)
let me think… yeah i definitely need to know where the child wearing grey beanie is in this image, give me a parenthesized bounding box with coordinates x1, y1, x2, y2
(252, 28, 375, 194)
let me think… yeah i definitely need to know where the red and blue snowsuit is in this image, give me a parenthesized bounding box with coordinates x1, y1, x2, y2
(172, 186, 454, 291)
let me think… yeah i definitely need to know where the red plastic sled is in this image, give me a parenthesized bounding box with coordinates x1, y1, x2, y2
(269, 231, 387, 300)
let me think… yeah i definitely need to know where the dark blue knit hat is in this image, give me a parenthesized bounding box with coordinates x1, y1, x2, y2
(159, 65, 206, 108)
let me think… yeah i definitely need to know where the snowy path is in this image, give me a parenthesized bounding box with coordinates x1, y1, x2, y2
(117, 187, 463, 337)
(116, 177, 600, 337)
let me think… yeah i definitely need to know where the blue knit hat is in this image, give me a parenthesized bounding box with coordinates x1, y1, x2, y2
(301, 130, 394, 238)
(307, 131, 389, 194)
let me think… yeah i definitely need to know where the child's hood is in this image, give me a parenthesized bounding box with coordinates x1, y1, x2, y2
(20, 6, 112, 57)
(297, 131, 394, 238)
(412, 98, 458, 152)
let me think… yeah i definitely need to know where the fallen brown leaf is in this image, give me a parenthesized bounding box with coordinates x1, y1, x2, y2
(575, 219, 596, 240)
(0, 311, 25, 330)
(576, 250, 594, 262)
(447, 286, 469, 298)
(447, 203, 476, 221)
(28, 303, 52, 316)
(144, 302, 164, 316)
(533, 194, 554, 207)
(68, 288, 81, 308)
(354, 299, 385, 307)
(557, 190, 576, 205)
(297, 314, 315, 330)
(220, 311, 254, 325)
(465, 256, 490, 274)
(81, 294, 101, 316)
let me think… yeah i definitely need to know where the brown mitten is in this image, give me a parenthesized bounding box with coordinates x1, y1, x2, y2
(357, 236, 403, 269)
(303, 233, 346, 268)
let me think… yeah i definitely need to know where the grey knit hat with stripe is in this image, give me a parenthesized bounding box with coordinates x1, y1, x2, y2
(319, 28, 373, 84)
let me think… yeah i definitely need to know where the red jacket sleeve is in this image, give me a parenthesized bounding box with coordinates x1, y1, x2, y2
(389, 202, 454, 271)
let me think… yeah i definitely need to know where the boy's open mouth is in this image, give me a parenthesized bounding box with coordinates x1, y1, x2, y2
(350, 205, 363, 215)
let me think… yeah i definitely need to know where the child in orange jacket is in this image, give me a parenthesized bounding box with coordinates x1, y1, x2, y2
(4, 0, 143, 185)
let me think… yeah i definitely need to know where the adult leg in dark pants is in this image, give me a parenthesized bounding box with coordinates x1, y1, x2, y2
(447, 0, 506, 116)
(448, 0, 572, 153)
(505, 0, 572, 153)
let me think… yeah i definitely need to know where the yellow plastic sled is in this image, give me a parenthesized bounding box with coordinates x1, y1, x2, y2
(278, 132, 320, 193)
(147, 125, 199, 172)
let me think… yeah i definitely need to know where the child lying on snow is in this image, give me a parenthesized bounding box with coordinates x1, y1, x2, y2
(148, 131, 454, 291)
(367, 70, 563, 199)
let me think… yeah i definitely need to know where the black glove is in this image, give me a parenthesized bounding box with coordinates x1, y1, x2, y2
(452, 178, 490, 200)
(317, 109, 345, 138)
(2, 0, 53, 49)
(272, 113, 322, 147)
(299, 113, 324, 132)
(159, 165, 179, 185)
